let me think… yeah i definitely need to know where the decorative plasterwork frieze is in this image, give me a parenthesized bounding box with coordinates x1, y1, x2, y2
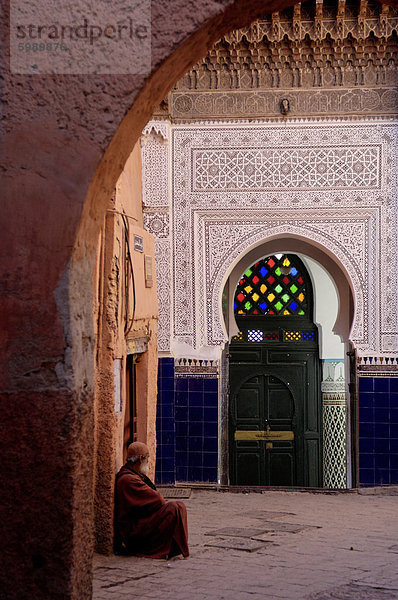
(174, 358, 219, 378)
(192, 145, 380, 191)
(172, 88, 398, 120)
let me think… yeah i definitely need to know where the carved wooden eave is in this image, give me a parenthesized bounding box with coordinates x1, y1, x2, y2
(161, 0, 398, 120)
(221, 0, 396, 44)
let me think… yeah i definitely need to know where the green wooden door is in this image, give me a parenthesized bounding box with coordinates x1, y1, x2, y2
(229, 346, 321, 487)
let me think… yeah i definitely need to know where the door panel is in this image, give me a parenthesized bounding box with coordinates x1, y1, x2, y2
(269, 451, 295, 486)
(231, 373, 296, 486)
(237, 448, 261, 485)
(236, 384, 261, 422)
(269, 387, 292, 421)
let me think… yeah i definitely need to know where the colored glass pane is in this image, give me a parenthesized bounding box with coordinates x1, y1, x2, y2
(234, 254, 310, 317)
(248, 329, 263, 342)
(284, 331, 301, 341)
(301, 331, 315, 341)
(264, 332, 279, 340)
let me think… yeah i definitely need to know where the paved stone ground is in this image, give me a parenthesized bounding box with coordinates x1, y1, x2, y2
(93, 488, 398, 600)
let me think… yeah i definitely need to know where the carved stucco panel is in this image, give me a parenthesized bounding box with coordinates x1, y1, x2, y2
(141, 119, 397, 358)
(195, 215, 377, 354)
(141, 120, 170, 208)
(154, 238, 171, 352)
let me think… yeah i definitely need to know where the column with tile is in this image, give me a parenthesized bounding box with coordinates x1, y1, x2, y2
(322, 359, 347, 489)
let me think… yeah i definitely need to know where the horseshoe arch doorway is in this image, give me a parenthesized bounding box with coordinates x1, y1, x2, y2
(227, 253, 322, 487)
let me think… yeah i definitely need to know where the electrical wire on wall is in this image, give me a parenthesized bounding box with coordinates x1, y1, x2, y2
(122, 213, 136, 336)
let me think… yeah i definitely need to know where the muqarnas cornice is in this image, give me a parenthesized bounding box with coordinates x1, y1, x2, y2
(168, 0, 398, 120)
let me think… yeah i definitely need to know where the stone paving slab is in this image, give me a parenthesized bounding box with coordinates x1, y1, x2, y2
(93, 489, 398, 600)
(203, 537, 268, 552)
(307, 583, 398, 599)
(240, 510, 295, 519)
(204, 526, 270, 538)
(251, 521, 319, 533)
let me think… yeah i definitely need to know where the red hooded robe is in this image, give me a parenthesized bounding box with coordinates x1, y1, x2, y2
(115, 464, 189, 559)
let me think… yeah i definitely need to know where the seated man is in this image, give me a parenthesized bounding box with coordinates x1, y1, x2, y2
(115, 442, 189, 559)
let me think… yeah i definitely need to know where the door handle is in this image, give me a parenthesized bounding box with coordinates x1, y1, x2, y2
(234, 430, 294, 441)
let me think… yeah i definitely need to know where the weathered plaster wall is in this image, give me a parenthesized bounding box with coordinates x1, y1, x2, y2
(93, 143, 158, 554)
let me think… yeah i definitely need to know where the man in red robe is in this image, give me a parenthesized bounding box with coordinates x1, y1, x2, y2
(115, 442, 189, 559)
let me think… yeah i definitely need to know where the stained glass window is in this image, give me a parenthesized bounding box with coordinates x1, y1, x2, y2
(234, 254, 310, 317)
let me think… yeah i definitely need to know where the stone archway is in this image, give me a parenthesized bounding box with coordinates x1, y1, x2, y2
(2, 1, 305, 599)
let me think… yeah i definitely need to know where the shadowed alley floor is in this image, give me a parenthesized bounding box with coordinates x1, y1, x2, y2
(93, 487, 398, 600)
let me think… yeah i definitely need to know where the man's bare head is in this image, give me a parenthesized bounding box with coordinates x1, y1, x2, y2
(127, 442, 149, 459)
(127, 442, 150, 475)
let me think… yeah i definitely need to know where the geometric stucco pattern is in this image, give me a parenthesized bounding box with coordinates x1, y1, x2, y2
(143, 119, 398, 358)
(193, 146, 379, 191)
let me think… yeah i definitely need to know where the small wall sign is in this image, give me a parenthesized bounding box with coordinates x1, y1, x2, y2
(145, 255, 153, 288)
(134, 234, 144, 252)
